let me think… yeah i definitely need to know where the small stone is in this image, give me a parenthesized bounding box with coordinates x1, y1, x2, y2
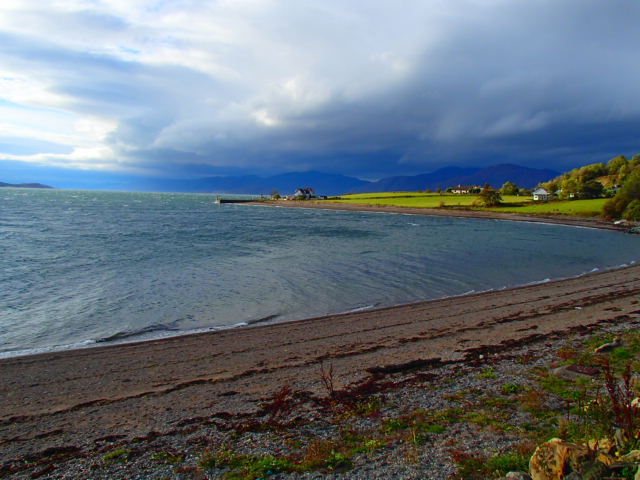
(504, 472, 532, 480)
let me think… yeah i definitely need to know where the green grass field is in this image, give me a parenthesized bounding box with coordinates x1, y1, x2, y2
(486, 198, 608, 216)
(328, 193, 606, 217)
(331, 193, 528, 208)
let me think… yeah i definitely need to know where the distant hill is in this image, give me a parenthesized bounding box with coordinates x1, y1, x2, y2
(0, 182, 53, 189)
(351, 167, 480, 193)
(352, 164, 558, 193)
(145, 171, 370, 196)
(444, 164, 559, 190)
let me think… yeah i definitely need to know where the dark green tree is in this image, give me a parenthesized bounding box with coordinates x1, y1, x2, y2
(500, 181, 519, 196)
(478, 183, 502, 207)
(576, 163, 607, 183)
(602, 169, 640, 219)
(559, 177, 579, 199)
(621, 168, 640, 199)
(607, 155, 628, 175)
(602, 195, 629, 219)
(623, 199, 640, 221)
(578, 179, 604, 199)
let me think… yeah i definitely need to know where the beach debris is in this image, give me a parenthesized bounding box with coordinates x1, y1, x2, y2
(594, 336, 622, 353)
(366, 357, 442, 375)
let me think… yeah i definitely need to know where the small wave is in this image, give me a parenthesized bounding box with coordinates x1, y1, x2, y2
(344, 303, 379, 313)
(246, 314, 280, 325)
(0, 339, 96, 360)
(95, 323, 180, 343)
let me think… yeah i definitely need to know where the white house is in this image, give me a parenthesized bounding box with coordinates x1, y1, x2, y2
(450, 185, 473, 194)
(532, 188, 551, 201)
(293, 187, 317, 199)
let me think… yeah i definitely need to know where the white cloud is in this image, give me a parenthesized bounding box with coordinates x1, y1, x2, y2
(0, 0, 639, 177)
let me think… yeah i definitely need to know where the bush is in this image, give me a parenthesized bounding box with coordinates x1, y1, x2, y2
(602, 195, 629, 219)
(501, 181, 519, 196)
(623, 199, 640, 221)
(479, 184, 502, 207)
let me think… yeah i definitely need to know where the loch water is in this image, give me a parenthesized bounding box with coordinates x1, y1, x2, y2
(2, 188, 640, 358)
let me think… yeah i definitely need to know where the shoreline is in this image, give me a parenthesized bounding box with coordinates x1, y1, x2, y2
(3, 265, 640, 463)
(3, 203, 640, 477)
(249, 199, 628, 231)
(2, 259, 633, 362)
(1, 201, 628, 361)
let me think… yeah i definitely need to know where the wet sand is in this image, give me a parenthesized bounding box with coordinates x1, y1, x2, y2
(1, 204, 639, 465)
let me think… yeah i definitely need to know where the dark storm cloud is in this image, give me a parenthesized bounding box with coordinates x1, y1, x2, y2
(1, 0, 639, 179)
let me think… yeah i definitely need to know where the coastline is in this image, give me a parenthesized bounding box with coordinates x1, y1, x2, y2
(249, 199, 628, 231)
(2, 200, 628, 361)
(2, 204, 640, 478)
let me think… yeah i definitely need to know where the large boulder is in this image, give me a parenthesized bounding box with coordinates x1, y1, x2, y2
(529, 438, 591, 480)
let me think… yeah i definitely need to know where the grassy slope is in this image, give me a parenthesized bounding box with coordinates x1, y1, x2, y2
(329, 193, 606, 217)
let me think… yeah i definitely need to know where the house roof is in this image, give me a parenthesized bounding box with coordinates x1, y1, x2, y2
(532, 188, 549, 195)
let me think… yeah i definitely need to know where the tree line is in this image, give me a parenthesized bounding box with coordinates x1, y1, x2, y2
(536, 153, 640, 220)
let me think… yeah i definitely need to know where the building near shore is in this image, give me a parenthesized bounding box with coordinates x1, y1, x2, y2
(532, 187, 552, 201)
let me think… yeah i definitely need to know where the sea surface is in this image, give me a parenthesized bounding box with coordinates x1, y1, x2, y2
(2, 188, 640, 358)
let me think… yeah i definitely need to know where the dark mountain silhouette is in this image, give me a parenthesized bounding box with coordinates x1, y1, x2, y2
(0, 182, 53, 189)
(351, 167, 480, 193)
(1, 164, 556, 195)
(444, 164, 558, 190)
(352, 164, 558, 193)
(146, 171, 370, 196)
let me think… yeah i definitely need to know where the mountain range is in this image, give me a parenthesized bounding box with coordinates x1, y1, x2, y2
(137, 163, 557, 195)
(352, 164, 559, 194)
(143, 171, 370, 196)
(1, 164, 558, 195)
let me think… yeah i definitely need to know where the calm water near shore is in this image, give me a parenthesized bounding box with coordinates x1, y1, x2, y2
(2, 188, 640, 358)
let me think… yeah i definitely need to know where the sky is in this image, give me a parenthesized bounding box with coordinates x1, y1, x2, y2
(1, 0, 639, 188)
